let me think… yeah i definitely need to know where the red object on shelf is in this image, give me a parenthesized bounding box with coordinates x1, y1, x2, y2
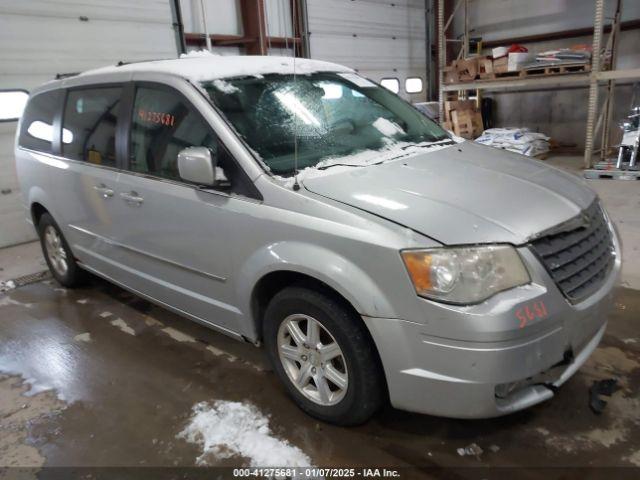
(507, 44, 528, 53)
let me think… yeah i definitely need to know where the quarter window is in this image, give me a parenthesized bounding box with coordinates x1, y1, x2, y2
(405, 77, 424, 94)
(380, 78, 400, 94)
(130, 86, 219, 181)
(62, 87, 122, 167)
(0, 90, 29, 121)
(18, 90, 62, 154)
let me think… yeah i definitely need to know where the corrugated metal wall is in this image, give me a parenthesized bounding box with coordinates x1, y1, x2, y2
(451, 0, 640, 43)
(306, 0, 427, 101)
(0, 0, 177, 247)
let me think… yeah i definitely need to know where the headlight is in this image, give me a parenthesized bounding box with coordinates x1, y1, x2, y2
(401, 245, 530, 304)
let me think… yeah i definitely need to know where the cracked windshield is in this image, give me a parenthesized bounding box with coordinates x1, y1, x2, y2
(203, 73, 449, 176)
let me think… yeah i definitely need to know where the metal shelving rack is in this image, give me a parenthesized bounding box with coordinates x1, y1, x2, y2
(437, 0, 640, 168)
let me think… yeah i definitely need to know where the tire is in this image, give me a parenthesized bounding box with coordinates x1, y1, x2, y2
(263, 285, 384, 426)
(38, 213, 87, 287)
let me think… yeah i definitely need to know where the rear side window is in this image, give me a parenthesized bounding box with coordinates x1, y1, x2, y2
(63, 87, 122, 167)
(18, 90, 62, 154)
(129, 86, 219, 181)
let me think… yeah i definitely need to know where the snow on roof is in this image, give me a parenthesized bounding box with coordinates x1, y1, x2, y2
(80, 51, 352, 82)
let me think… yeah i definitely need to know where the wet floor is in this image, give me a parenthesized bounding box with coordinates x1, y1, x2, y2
(1, 277, 640, 477)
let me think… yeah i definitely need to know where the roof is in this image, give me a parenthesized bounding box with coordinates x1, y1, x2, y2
(80, 51, 352, 82)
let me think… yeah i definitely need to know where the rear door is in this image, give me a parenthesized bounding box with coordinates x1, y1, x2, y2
(51, 85, 125, 273)
(109, 80, 259, 335)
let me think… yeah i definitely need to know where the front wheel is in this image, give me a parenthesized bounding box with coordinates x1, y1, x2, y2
(263, 286, 384, 425)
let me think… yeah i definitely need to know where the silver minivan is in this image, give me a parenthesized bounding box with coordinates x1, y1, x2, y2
(15, 55, 620, 425)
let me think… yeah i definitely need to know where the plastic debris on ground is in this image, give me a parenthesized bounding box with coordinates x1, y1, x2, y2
(456, 443, 483, 458)
(475, 127, 550, 157)
(589, 378, 621, 414)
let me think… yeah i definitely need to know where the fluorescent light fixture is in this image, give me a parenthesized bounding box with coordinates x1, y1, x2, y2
(318, 83, 343, 99)
(274, 90, 321, 126)
(0, 90, 29, 121)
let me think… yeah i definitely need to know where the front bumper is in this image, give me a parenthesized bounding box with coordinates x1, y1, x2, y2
(364, 242, 620, 419)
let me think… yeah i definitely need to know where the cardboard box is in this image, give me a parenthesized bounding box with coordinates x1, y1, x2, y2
(451, 109, 475, 139)
(507, 52, 530, 72)
(492, 46, 508, 59)
(493, 56, 508, 74)
(478, 56, 494, 78)
(456, 57, 479, 82)
(444, 100, 476, 122)
(443, 64, 459, 84)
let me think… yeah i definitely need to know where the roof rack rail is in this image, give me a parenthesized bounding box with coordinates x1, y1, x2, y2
(55, 72, 80, 80)
(116, 58, 173, 67)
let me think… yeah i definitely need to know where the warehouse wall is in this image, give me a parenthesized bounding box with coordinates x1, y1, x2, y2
(451, 0, 640, 150)
(180, 0, 295, 55)
(306, 0, 428, 102)
(451, 0, 640, 41)
(180, 0, 429, 100)
(0, 0, 177, 247)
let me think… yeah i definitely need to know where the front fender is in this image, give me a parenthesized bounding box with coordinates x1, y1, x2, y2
(235, 241, 398, 338)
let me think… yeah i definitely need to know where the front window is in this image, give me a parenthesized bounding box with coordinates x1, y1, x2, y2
(202, 73, 448, 177)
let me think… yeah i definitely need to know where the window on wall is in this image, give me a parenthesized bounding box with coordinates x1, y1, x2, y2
(130, 85, 220, 181)
(0, 90, 29, 121)
(18, 90, 62, 154)
(380, 78, 400, 94)
(62, 87, 122, 167)
(405, 77, 424, 94)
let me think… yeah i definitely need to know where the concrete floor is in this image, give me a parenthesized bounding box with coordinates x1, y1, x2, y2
(1, 155, 639, 475)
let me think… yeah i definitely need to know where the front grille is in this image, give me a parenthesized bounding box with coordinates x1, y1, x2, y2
(530, 201, 615, 303)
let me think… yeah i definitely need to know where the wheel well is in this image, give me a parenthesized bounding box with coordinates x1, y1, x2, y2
(251, 271, 361, 340)
(251, 270, 389, 400)
(30, 202, 48, 228)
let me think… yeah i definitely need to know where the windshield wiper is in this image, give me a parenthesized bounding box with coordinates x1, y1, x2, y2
(317, 160, 385, 171)
(400, 139, 455, 150)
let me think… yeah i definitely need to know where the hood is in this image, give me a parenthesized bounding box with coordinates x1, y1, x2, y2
(303, 141, 596, 245)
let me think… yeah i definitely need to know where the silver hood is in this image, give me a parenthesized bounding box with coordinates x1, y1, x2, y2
(303, 141, 596, 245)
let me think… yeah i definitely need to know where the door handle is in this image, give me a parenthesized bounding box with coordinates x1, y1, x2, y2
(93, 184, 114, 198)
(120, 191, 144, 205)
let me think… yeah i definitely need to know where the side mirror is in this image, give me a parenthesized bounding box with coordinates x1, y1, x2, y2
(178, 147, 216, 186)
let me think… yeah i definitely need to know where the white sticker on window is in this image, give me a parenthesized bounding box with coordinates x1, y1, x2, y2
(338, 73, 376, 88)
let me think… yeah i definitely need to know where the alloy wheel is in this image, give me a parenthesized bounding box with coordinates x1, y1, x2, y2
(44, 225, 68, 277)
(277, 313, 349, 406)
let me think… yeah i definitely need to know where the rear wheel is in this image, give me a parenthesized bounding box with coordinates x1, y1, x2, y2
(263, 286, 384, 425)
(38, 213, 86, 287)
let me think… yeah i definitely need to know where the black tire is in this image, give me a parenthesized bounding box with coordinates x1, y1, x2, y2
(38, 213, 87, 288)
(263, 285, 385, 426)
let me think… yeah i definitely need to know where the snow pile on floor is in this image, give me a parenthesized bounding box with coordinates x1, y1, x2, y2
(0, 280, 16, 293)
(475, 128, 550, 157)
(178, 401, 311, 467)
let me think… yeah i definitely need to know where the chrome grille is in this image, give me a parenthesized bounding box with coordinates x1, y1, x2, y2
(530, 201, 615, 303)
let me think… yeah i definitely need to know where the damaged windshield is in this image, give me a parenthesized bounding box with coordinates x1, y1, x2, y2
(202, 72, 449, 176)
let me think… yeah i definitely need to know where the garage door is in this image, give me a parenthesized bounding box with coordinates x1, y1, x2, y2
(306, 0, 427, 102)
(0, 0, 178, 248)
